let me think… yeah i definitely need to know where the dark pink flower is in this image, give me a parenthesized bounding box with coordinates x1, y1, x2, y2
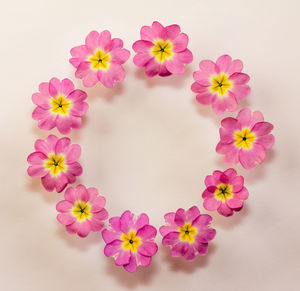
(56, 185, 108, 237)
(102, 210, 158, 273)
(27, 135, 82, 192)
(32, 78, 88, 134)
(70, 30, 130, 88)
(159, 206, 216, 261)
(202, 169, 249, 217)
(217, 108, 275, 169)
(132, 21, 193, 77)
(191, 55, 250, 115)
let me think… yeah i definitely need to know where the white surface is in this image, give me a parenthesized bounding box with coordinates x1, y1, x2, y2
(1, 0, 300, 290)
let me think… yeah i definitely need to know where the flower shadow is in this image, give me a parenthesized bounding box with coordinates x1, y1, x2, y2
(104, 254, 158, 289)
(210, 204, 249, 231)
(134, 65, 193, 89)
(56, 224, 103, 252)
(161, 243, 216, 274)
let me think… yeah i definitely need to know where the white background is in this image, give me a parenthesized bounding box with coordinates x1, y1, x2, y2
(1, 0, 300, 290)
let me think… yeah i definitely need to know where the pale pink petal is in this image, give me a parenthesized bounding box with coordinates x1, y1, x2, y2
(202, 189, 214, 199)
(56, 200, 73, 213)
(203, 197, 221, 211)
(226, 197, 243, 209)
(100, 64, 125, 88)
(27, 165, 48, 178)
(256, 134, 275, 149)
(85, 31, 99, 51)
(49, 78, 61, 97)
(212, 98, 227, 115)
(239, 144, 266, 169)
(231, 176, 244, 193)
(92, 209, 108, 221)
(252, 122, 274, 136)
(235, 187, 249, 200)
(151, 21, 166, 39)
(61, 79, 75, 95)
(110, 48, 130, 64)
(216, 142, 240, 164)
(65, 162, 82, 182)
(39, 82, 50, 95)
(229, 72, 250, 84)
(90, 196, 106, 212)
(132, 40, 153, 53)
(224, 92, 238, 112)
(216, 55, 232, 72)
(176, 49, 193, 64)
(77, 221, 91, 237)
(230, 84, 250, 99)
(76, 184, 89, 202)
(68, 89, 87, 102)
(164, 212, 176, 225)
(27, 152, 47, 165)
(165, 58, 185, 74)
(70, 45, 89, 58)
(111, 38, 123, 50)
(90, 217, 105, 232)
(57, 213, 76, 225)
(220, 128, 235, 144)
(71, 116, 82, 130)
(250, 111, 264, 128)
(75, 62, 91, 79)
(172, 33, 188, 52)
(140, 25, 155, 41)
(236, 108, 252, 127)
(165, 24, 180, 39)
(41, 173, 68, 193)
(228, 59, 243, 74)
(32, 93, 50, 109)
(221, 117, 239, 130)
(133, 53, 153, 67)
(83, 71, 98, 88)
(70, 102, 89, 116)
(199, 60, 218, 74)
(56, 116, 72, 134)
(98, 30, 111, 51)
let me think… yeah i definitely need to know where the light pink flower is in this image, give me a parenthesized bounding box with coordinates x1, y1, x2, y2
(132, 21, 193, 77)
(27, 135, 82, 192)
(159, 206, 216, 261)
(56, 185, 108, 238)
(102, 210, 158, 273)
(191, 55, 250, 115)
(32, 78, 88, 134)
(70, 30, 130, 88)
(202, 169, 249, 217)
(216, 108, 275, 169)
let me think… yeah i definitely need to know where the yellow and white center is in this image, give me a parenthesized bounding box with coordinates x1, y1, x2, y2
(51, 95, 71, 115)
(215, 183, 233, 201)
(152, 40, 173, 63)
(178, 223, 197, 243)
(45, 154, 65, 176)
(210, 74, 232, 96)
(121, 231, 141, 252)
(89, 50, 110, 70)
(235, 128, 256, 149)
(72, 201, 91, 221)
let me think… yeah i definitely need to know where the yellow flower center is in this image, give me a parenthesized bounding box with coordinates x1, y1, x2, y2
(215, 183, 233, 201)
(45, 154, 65, 176)
(72, 201, 91, 221)
(210, 74, 232, 96)
(235, 128, 256, 149)
(89, 50, 110, 70)
(121, 231, 141, 252)
(51, 95, 71, 115)
(178, 223, 197, 243)
(152, 40, 173, 63)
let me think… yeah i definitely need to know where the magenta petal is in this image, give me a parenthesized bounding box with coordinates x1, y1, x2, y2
(159, 225, 177, 237)
(104, 239, 122, 257)
(49, 78, 61, 97)
(115, 250, 131, 266)
(110, 48, 130, 64)
(186, 206, 200, 223)
(137, 253, 151, 267)
(199, 60, 218, 74)
(176, 49, 193, 64)
(221, 117, 239, 130)
(145, 58, 160, 77)
(55, 137, 70, 154)
(183, 245, 196, 261)
(162, 232, 180, 246)
(165, 58, 185, 74)
(164, 212, 176, 225)
(90, 217, 105, 232)
(56, 200, 73, 213)
(93, 209, 108, 221)
(165, 24, 180, 39)
(195, 242, 208, 255)
(34, 135, 58, 154)
(237, 108, 252, 127)
(65, 144, 81, 164)
(216, 55, 232, 72)
(102, 229, 121, 244)
(172, 33, 188, 52)
(174, 208, 185, 226)
(216, 142, 240, 165)
(170, 242, 188, 257)
(256, 134, 275, 149)
(27, 152, 47, 165)
(192, 214, 212, 227)
(239, 144, 266, 169)
(57, 213, 76, 225)
(56, 116, 72, 134)
(76, 184, 89, 202)
(61, 78, 75, 95)
(218, 203, 234, 217)
(98, 30, 111, 51)
(231, 175, 244, 192)
(140, 25, 155, 41)
(120, 210, 134, 233)
(90, 196, 106, 212)
(75, 62, 91, 79)
(138, 241, 158, 257)
(151, 21, 167, 39)
(133, 53, 152, 67)
(77, 221, 91, 237)
(231, 84, 250, 99)
(27, 165, 48, 178)
(229, 72, 250, 84)
(137, 225, 157, 240)
(124, 255, 138, 273)
(196, 91, 213, 105)
(111, 38, 123, 50)
(132, 40, 153, 53)
(108, 217, 121, 232)
(32, 92, 50, 109)
(134, 213, 149, 230)
(68, 89, 87, 103)
(64, 187, 78, 202)
(85, 30, 99, 50)
(197, 228, 216, 243)
(226, 197, 243, 209)
(235, 187, 249, 200)
(100, 64, 125, 88)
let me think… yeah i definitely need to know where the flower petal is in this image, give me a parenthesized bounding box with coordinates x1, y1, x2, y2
(136, 225, 157, 240)
(138, 241, 158, 257)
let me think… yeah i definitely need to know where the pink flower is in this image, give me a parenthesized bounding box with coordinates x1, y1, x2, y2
(132, 21, 193, 77)
(216, 108, 275, 169)
(202, 169, 249, 217)
(32, 78, 88, 134)
(56, 185, 108, 238)
(102, 210, 158, 273)
(191, 55, 250, 115)
(159, 206, 216, 261)
(27, 135, 82, 192)
(70, 30, 130, 88)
